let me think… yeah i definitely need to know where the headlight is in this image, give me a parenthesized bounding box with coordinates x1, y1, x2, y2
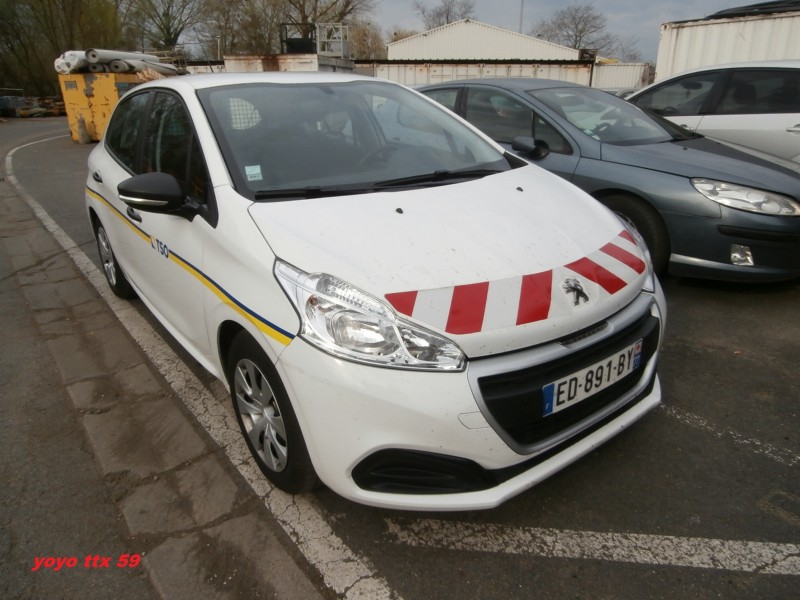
(692, 179, 800, 216)
(275, 260, 465, 371)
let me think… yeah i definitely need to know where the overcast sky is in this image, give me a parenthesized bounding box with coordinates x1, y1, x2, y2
(372, 0, 742, 61)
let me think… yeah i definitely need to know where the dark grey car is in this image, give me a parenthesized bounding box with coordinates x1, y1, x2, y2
(418, 78, 800, 282)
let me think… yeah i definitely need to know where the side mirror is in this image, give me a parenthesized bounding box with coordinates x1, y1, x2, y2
(118, 172, 185, 213)
(512, 136, 550, 161)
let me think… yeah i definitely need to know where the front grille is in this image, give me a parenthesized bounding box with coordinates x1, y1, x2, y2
(476, 310, 660, 450)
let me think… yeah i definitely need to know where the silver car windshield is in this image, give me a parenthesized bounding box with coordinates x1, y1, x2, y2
(198, 80, 511, 199)
(528, 87, 677, 145)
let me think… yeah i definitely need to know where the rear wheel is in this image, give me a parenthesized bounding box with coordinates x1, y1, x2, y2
(227, 332, 319, 494)
(95, 222, 136, 298)
(602, 194, 670, 274)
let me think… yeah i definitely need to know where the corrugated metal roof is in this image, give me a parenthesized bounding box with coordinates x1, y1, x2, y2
(387, 19, 578, 61)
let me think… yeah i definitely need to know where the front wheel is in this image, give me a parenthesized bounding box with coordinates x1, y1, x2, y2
(227, 332, 319, 494)
(602, 194, 670, 275)
(95, 222, 136, 298)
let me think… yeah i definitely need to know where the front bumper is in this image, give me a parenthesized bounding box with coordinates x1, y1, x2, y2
(666, 208, 800, 282)
(275, 291, 664, 511)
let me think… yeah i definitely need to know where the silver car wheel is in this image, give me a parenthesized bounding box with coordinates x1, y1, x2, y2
(233, 358, 288, 473)
(97, 226, 118, 287)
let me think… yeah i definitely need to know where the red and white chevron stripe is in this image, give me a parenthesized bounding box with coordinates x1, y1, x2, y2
(386, 230, 646, 335)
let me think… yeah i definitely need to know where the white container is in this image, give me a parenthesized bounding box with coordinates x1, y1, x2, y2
(655, 11, 800, 81)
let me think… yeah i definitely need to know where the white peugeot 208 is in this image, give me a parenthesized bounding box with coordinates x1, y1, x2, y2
(86, 72, 666, 511)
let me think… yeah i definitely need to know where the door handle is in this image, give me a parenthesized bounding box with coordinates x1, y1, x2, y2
(787, 125, 800, 133)
(126, 206, 142, 222)
(92, 171, 103, 183)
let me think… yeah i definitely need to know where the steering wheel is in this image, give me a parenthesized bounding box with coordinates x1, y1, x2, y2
(591, 122, 612, 136)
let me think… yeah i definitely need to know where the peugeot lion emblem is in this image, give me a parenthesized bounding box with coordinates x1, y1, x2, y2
(562, 277, 589, 306)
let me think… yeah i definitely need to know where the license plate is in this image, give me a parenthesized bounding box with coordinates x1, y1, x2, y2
(542, 339, 643, 416)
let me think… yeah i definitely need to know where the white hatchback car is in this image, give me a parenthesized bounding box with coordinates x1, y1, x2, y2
(86, 73, 666, 510)
(628, 60, 800, 163)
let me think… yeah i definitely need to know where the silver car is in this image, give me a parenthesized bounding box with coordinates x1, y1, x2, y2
(419, 78, 800, 282)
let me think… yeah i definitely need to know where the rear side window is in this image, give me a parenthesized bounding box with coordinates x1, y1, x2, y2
(424, 88, 459, 111)
(105, 92, 149, 171)
(633, 72, 722, 117)
(715, 70, 800, 115)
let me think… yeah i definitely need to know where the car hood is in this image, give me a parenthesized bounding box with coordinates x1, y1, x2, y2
(601, 137, 800, 194)
(249, 167, 650, 357)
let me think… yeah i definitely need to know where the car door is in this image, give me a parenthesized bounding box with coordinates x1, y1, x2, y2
(629, 70, 724, 133)
(460, 85, 580, 180)
(96, 90, 215, 360)
(91, 90, 151, 290)
(124, 91, 215, 358)
(695, 68, 800, 161)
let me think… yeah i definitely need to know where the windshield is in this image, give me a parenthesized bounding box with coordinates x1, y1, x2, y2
(528, 87, 696, 145)
(198, 80, 511, 199)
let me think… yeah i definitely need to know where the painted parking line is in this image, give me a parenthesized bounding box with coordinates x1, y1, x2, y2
(661, 405, 800, 468)
(385, 518, 800, 575)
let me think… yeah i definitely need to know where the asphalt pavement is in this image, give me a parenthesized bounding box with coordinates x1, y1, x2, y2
(0, 118, 329, 599)
(2, 117, 798, 600)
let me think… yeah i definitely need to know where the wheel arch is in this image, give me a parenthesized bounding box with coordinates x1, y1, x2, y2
(591, 189, 672, 273)
(218, 320, 249, 385)
(87, 206, 101, 233)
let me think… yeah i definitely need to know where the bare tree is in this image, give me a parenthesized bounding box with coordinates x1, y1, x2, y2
(197, 0, 288, 57)
(284, 0, 376, 37)
(387, 28, 420, 43)
(133, 0, 207, 49)
(531, 2, 617, 56)
(613, 34, 643, 62)
(348, 18, 386, 60)
(414, 0, 475, 30)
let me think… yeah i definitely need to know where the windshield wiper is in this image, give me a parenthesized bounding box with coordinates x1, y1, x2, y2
(254, 185, 370, 200)
(374, 168, 504, 189)
(254, 168, 505, 199)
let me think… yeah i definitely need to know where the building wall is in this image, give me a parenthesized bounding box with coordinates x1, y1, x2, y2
(222, 54, 354, 73)
(388, 20, 578, 61)
(361, 61, 649, 89)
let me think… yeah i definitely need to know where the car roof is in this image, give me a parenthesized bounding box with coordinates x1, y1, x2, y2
(128, 71, 385, 94)
(419, 78, 587, 93)
(653, 59, 800, 81)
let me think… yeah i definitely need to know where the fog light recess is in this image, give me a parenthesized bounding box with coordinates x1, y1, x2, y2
(731, 244, 754, 266)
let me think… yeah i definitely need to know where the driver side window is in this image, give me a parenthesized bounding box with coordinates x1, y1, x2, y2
(633, 72, 721, 116)
(143, 93, 211, 205)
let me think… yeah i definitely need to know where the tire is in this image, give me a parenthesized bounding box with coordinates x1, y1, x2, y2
(95, 223, 136, 299)
(601, 194, 670, 275)
(227, 332, 319, 494)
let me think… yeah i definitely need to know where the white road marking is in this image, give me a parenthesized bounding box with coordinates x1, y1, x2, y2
(661, 405, 800, 468)
(6, 143, 399, 600)
(385, 518, 800, 575)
